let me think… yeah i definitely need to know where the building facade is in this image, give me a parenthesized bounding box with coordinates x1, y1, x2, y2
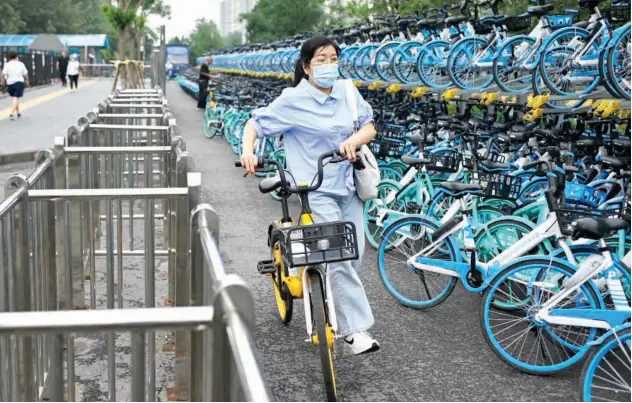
(219, 0, 259, 40)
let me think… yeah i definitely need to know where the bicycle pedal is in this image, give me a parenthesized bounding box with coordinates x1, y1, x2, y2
(256, 259, 277, 275)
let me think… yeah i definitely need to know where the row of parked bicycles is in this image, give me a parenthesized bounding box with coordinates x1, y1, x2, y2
(207, 0, 630, 103)
(191, 64, 631, 401)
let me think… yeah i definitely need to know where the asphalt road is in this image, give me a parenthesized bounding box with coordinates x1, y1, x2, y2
(167, 82, 579, 402)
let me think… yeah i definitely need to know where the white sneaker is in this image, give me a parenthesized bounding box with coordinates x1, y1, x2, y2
(344, 331, 380, 355)
(9, 113, 17, 121)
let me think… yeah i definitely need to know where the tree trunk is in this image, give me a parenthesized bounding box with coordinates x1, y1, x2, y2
(128, 30, 137, 61)
(118, 27, 126, 59)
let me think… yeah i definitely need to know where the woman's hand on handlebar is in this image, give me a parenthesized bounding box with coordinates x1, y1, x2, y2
(240, 152, 259, 175)
(339, 138, 358, 162)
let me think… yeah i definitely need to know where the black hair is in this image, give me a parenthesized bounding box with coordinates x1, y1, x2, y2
(8, 51, 18, 60)
(292, 36, 341, 87)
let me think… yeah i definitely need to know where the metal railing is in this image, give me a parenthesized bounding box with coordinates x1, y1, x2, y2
(0, 87, 269, 401)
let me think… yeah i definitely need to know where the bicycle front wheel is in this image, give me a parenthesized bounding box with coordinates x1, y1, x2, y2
(309, 270, 337, 402)
(580, 326, 631, 402)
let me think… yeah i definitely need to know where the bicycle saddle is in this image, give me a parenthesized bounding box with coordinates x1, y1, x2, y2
(576, 138, 599, 147)
(497, 133, 511, 143)
(508, 131, 529, 143)
(535, 128, 561, 138)
(359, 24, 373, 33)
(401, 155, 431, 166)
(479, 15, 506, 24)
(439, 182, 484, 193)
(612, 138, 631, 149)
(492, 122, 512, 132)
(480, 160, 514, 171)
(259, 177, 283, 194)
(527, 4, 554, 16)
(416, 18, 435, 28)
(600, 155, 627, 170)
(571, 217, 630, 240)
(377, 27, 394, 36)
(397, 18, 413, 29)
(445, 16, 467, 25)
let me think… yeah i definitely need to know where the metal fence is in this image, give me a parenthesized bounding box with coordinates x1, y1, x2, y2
(0, 87, 269, 401)
(0, 50, 57, 90)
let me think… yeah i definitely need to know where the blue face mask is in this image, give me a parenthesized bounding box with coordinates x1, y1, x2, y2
(311, 64, 339, 88)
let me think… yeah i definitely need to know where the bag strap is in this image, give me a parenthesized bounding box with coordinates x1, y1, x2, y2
(343, 78, 359, 131)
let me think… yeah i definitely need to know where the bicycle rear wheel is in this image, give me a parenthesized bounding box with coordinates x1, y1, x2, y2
(309, 270, 337, 402)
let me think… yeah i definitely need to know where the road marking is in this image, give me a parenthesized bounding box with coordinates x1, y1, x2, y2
(0, 80, 96, 120)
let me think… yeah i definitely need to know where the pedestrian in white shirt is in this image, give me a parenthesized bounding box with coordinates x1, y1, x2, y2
(1, 51, 30, 120)
(67, 54, 81, 90)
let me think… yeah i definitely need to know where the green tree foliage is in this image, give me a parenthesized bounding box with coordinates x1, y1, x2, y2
(0, 0, 25, 34)
(223, 32, 244, 47)
(168, 36, 190, 45)
(188, 18, 224, 61)
(102, 0, 170, 59)
(241, 0, 326, 43)
(0, 0, 111, 35)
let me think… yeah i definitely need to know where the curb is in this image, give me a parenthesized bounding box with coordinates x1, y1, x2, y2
(0, 151, 37, 166)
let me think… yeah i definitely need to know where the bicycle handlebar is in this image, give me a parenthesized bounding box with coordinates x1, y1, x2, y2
(235, 147, 362, 194)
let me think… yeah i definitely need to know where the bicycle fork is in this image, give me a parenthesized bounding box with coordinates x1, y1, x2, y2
(303, 267, 339, 341)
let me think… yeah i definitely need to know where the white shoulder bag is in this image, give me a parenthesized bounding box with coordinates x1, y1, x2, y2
(343, 79, 380, 201)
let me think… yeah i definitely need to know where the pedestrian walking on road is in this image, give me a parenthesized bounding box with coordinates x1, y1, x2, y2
(67, 54, 81, 90)
(239, 36, 380, 355)
(1, 51, 30, 120)
(197, 56, 212, 109)
(57, 50, 70, 87)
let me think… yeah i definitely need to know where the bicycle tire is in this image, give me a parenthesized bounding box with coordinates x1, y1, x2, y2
(538, 27, 600, 96)
(492, 35, 536, 94)
(309, 270, 337, 402)
(599, 44, 623, 98)
(606, 26, 631, 100)
(377, 215, 459, 309)
(480, 257, 602, 375)
(271, 234, 293, 324)
(580, 325, 631, 402)
(447, 37, 494, 90)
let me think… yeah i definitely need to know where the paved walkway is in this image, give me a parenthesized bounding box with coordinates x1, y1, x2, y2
(166, 82, 578, 402)
(0, 80, 113, 156)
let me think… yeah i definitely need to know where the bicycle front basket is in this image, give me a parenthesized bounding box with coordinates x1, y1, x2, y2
(279, 221, 359, 268)
(477, 173, 523, 200)
(564, 183, 608, 208)
(369, 139, 407, 158)
(505, 15, 531, 32)
(603, 4, 630, 27)
(556, 207, 606, 236)
(425, 152, 462, 173)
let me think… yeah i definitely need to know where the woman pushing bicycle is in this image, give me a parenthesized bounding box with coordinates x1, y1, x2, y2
(239, 36, 380, 355)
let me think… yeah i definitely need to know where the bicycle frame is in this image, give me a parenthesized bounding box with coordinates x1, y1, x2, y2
(536, 241, 631, 331)
(407, 205, 586, 292)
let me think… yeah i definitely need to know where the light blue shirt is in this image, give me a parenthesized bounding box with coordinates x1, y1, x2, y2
(248, 79, 374, 196)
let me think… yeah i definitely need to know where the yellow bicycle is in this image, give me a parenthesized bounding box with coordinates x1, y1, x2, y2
(236, 149, 361, 401)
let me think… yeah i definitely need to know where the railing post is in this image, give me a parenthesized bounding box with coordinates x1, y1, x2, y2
(174, 158, 195, 401)
(187, 175, 207, 402)
(65, 126, 86, 310)
(6, 174, 35, 402)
